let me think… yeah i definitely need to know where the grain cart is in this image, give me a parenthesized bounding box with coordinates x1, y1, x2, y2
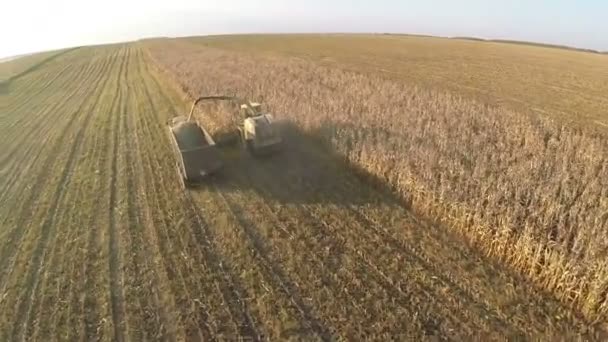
(167, 99, 224, 188)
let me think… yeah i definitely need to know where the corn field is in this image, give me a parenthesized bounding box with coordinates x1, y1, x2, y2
(146, 39, 608, 324)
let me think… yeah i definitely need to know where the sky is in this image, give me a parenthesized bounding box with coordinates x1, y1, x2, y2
(2, 0, 608, 58)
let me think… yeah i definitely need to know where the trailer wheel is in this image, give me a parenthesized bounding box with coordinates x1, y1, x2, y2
(246, 140, 257, 156)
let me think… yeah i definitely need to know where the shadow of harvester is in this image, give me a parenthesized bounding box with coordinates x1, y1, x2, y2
(200, 120, 401, 206)
(0, 80, 9, 94)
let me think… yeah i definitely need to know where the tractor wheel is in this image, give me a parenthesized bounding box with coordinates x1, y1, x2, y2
(238, 128, 253, 154)
(245, 140, 256, 156)
(238, 128, 246, 146)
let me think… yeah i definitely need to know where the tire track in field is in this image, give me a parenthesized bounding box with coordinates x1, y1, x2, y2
(132, 50, 217, 339)
(129, 49, 180, 341)
(143, 57, 267, 338)
(135, 57, 229, 339)
(140, 55, 270, 339)
(114, 47, 170, 341)
(191, 180, 326, 339)
(0, 53, 114, 299)
(183, 192, 263, 341)
(199, 188, 331, 341)
(120, 54, 174, 340)
(214, 164, 414, 337)
(133, 101, 211, 340)
(130, 49, 183, 341)
(8, 49, 123, 342)
(58, 47, 130, 342)
(0, 58, 100, 206)
(139, 54, 186, 115)
(128, 58, 202, 340)
(78, 48, 130, 342)
(216, 163, 431, 338)
(135, 131, 211, 340)
(107, 48, 138, 342)
(105, 47, 130, 342)
(351, 207, 523, 331)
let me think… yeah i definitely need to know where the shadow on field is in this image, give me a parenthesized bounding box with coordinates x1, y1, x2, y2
(8, 47, 80, 83)
(0, 80, 9, 95)
(204, 120, 400, 206)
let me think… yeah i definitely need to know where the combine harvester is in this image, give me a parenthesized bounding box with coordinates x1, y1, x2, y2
(167, 95, 282, 188)
(236, 101, 283, 155)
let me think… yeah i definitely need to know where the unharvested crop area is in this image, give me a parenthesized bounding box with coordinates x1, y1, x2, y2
(188, 34, 608, 128)
(146, 37, 608, 328)
(0, 37, 604, 340)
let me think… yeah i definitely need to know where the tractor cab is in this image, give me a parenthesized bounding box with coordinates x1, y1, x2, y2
(240, 102, 263, 117)
(238, 102, 282, 155)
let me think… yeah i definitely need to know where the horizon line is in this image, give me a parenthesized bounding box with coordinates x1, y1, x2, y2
(2, 32, 607, 60)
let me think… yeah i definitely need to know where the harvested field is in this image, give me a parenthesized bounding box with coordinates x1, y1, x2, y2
(0, 38, 604, 340)
(0, 49, 72, 80)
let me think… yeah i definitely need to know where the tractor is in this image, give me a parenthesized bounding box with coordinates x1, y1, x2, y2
(237, 102, 282, 155)
(167, 95, 282, 188)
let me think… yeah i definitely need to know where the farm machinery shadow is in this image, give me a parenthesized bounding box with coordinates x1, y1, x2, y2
(185, 121, 591, 337)
(0, 80, 10, 95)
(200, 120, 404, 207)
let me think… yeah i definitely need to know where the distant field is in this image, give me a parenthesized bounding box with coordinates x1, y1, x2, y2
(0, 56, 19, 63)
(452, 36, 602, 54)
(185, 34, 608, 128)
(0, 49, 68, 80)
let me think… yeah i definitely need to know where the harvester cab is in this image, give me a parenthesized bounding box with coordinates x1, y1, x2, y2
(240, 102, 263, 117)
(238, 102, 282, 155)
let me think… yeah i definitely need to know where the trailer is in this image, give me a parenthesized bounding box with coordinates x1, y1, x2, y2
(167, 116, 223, 188)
